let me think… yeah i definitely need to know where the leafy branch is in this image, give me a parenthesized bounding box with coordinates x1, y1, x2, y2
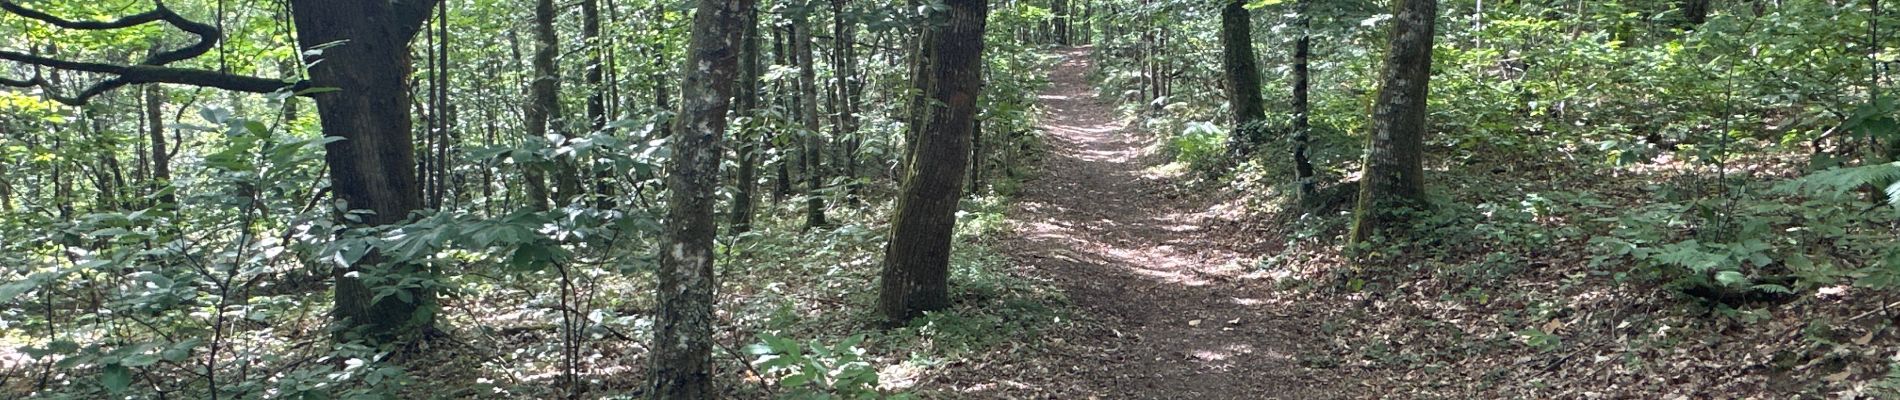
(0, 0, 305, 105)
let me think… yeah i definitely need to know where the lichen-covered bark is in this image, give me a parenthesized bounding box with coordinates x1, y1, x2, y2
(289, 0, 438, 343)
(1349, 0, 1437, 245)
(1218, 0, 1265, 156)
(877, 0, 989, 325)
(648, 0, 751, 396)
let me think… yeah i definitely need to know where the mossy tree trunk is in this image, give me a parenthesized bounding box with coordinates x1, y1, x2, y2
(1348, 0, 1438, 246)
(877, 0, 989, 325)
(647, 0, 750, 396)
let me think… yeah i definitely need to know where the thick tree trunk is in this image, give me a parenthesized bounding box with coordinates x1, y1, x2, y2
(288, 0, 437, 343)
(877, 0, 988, 325)
(796, 21, 829, 228)
(1292, 0, 1317, 201)
(648, 0, 750, 396)
(1349, 0, 1438, 246)
(730, 0, 763, 234)
(1219, 0, 1266, 157)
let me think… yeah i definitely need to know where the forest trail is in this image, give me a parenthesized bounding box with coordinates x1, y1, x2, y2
(999, 47, 1342, 399)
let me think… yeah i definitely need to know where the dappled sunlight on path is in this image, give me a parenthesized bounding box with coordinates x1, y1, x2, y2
(990, 47, 1343, 399)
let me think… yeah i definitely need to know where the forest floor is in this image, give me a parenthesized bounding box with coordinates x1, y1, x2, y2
(980, 47, 1349, 399)
(949, 46, 1900, 400)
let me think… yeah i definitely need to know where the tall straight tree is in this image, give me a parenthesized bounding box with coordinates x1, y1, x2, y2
(143, 84, 174, 207)
(648, 0, 751, 396)
(1218, 0, 1265, 157)
(729, 0, 765, 234)
(1291, 0, 1316, 201)
(876, 0, 989, 324)
(795, 16, 830, 228)
(1349, 0, 1438, 245)
(583, 0, 615, 209)
(528, 0, 582, 208)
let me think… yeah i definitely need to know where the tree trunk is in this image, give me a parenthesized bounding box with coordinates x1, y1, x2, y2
(651, 2, 674, 115)
(901, 5, 937, 181)
(648, 0, 750, 396)
(876, 0, 989, 325)
(970, 117, 984, 195)
(1219, 0, 1265, 157)
(796, 20, 829, 229)
(584, 0, 616, 210)
(509, 28, 552, 210)
(288, 0, 438, 343)
(1292, 0, 1317, 201)
(530, 0, 583, 206)
(1053, 0, 1070, 45)
(773, 27, 797, 204)
(1349, 0, 1438, 246)
(1680, 0, 1711, 28)
(730, 0, 763, 234)
(145, 84, 175, 207)
(833, 0, 864, 207)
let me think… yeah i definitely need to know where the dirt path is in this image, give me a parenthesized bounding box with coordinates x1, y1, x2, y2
(999, 47, 1343, 399)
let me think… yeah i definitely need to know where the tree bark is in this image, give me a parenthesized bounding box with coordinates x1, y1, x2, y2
(729, 0, 763, 234)
(833, 0, 864, 206)
(584, 0, 614, 210)
(901, 4, 938, 181)
(877, 0, 989, 325)
(288, 0, 439, 343)
(648, 0, 750, 396)
(1349, 0, 1438, 246)
(1053, 0, 1071, 45)
(1680, 0, 1711, 28)
(144, 84, 175, 207)
(796, 20, 829, 228)
(1219, 0, 1266, 157)
(1292, 0, 1317, 201)
(529, 0, 582, 207)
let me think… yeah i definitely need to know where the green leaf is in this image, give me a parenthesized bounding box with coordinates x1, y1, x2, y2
(0, 277, 41, 303)
(122, 353, 159, 367)
(161, 347, 190, 363)
(100, 363, 132, 393)
(781, 372, 812, 388)
(1244, 0, 1287, 10)
(1714, 270, 1748, 287)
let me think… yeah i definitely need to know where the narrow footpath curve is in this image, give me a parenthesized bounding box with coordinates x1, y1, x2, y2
(997, 47, 1345, 399)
